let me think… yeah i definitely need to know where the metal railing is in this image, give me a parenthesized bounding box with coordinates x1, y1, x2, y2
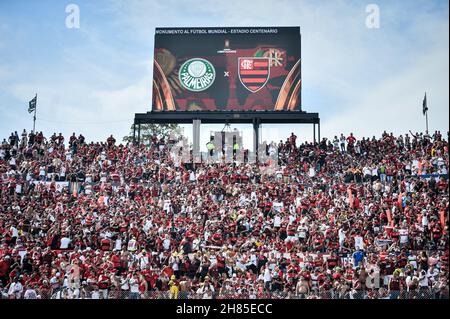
(2, 288, 448, 300)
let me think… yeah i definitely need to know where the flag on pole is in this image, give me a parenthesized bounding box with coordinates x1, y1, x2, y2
(28, 95, 37, 113)
(422, 92, 428, 115)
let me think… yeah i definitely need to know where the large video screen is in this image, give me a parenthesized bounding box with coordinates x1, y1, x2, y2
(152, 27, 301, 112)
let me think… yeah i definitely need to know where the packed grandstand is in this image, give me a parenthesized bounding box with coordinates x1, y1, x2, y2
(0, 129, 448, 299)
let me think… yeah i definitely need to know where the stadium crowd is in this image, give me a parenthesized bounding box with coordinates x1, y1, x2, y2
(0, 128, 448, 299)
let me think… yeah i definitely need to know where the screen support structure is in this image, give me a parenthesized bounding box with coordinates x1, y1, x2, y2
(318, 121, 321, 143)
(313, 123, 316, 144)
(133, 110, 320, 153)
(193, 119, 201, 160)
(253, 118, 260, 154)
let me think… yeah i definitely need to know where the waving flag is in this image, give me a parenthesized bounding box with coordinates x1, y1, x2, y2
(422, 93, 428, 115)
(28, 95, 37, 113)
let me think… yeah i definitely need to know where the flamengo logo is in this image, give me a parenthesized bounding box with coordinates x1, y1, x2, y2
(179, 58, 216, 92)
(238, 57, 270, 93)
(241, 59, 253, 69)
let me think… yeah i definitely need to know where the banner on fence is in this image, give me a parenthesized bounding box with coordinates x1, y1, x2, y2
(33, 181, 69, 192)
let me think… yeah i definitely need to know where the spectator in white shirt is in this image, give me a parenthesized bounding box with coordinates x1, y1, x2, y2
(127, 236, 138, 252)
(418, 269, 429, 290)
(24, 286, 38, 299)
(60, 235, 71, 249)
(263, 266, 272, 290)
(129, 275, 140, 299)
(8, 278, 23, 299)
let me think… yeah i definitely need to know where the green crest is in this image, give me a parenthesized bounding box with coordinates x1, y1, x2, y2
(179, 58, 216, 92)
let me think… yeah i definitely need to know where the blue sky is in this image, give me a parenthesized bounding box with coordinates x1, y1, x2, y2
(0, 0, 448, 148)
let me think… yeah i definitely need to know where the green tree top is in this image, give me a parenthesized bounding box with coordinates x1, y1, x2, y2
(123, 123, 180, 145)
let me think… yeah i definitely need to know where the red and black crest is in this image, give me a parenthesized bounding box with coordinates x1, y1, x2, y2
(238, 57, 270, 93)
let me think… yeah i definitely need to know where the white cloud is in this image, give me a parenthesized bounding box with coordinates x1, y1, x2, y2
(3, 76, 150, 143)
(323, 46, 449, 138)
(0, 65, 10, 80)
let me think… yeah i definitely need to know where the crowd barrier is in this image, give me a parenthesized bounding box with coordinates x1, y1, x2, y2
(3, 289, 447, 300)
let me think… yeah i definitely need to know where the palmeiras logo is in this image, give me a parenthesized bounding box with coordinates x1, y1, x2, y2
(179, 58, 216, 92)
(238, 57, 270, 93)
